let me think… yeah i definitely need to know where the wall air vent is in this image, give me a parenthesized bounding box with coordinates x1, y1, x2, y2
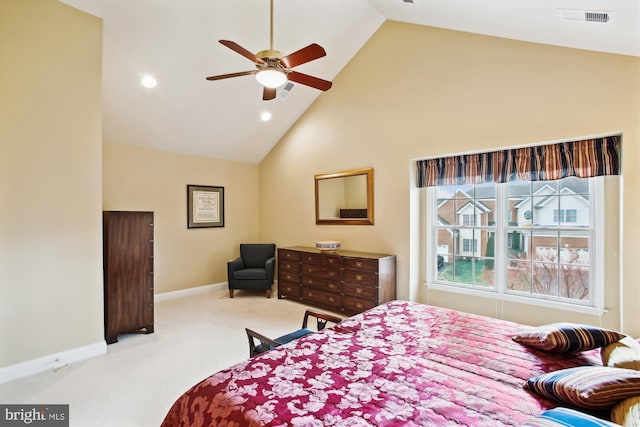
(402, 0, 415, 3)
(559, 9, 610, 23)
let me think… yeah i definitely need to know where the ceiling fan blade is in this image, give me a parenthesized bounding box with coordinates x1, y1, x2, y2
(280, 43, 326, 68)
(219, 40, 265, 64)
(263, 87, 276, 101)
(287, 71, 332, 91)
(206, 70, 257, 81)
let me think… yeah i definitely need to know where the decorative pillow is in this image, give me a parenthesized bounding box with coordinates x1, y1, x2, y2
(513, 323, 625, 353)
(526, 366, 640, 410)
(522, 407, 619, 427)
(601, 336, 640, 370)
(611, 396, 640, 427)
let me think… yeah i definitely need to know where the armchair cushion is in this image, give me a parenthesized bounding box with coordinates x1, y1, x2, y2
(233, 268, 267, 280)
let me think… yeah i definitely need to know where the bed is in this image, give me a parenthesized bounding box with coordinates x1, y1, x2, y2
(161, 300, 602, 426)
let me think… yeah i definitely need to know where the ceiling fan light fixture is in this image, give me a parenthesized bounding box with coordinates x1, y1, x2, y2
(255, 69, 287, 88)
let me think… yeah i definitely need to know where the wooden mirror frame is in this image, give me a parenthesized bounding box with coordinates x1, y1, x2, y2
(314, 167, 374, 225)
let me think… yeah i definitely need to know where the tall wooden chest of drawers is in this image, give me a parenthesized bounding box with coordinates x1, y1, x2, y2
(103, 211, 154, 344)
(277, 246, 396, 315)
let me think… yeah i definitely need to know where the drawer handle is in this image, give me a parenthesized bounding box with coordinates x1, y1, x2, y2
(356, 261, 363, 267)
(329, 297, 335, 303)
(356, 274, 363, 281)
(308, 292, 314, 297)
(356, 288, 363, 294)
(329, 272, 336, 277)
(356, 303, 363, 309)
(308, 279, 314, 284)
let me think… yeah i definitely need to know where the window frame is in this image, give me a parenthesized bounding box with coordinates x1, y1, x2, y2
(425, 177, 605, 316)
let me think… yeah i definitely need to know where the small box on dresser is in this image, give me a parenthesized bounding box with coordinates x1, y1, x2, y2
(277, 246, 396, 315)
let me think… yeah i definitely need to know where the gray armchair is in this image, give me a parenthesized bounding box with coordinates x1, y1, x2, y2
(227, 243, 276, 298)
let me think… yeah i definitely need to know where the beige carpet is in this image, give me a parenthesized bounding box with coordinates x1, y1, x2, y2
(0, 288, 323, 426)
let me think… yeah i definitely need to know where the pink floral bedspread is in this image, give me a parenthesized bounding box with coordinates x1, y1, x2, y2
(161, 301, 600, 426)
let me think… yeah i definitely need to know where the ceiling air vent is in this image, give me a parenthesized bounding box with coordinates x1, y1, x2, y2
(560, 9, 610, 23)
(277, 81, 295, 99)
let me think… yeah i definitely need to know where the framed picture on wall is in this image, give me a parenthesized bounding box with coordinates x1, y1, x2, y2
(187, 185, 224, 228)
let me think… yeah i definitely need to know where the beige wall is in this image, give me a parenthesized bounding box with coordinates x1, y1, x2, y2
(260, 22, 640, 336)
(102, 143, 260, 293)
(0, 0, 103, 367)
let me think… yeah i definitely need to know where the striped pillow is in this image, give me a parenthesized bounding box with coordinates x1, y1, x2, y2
(513, 323, 624, 353)
(601, 336, 640, 370)
(523, 407, 619, 427)
(610, 396, 640, 426)
(526, 366, 640, 410)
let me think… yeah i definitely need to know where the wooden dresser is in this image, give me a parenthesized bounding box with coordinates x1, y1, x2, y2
(103, 211, 154, 344)
(277, 246, 396, 315)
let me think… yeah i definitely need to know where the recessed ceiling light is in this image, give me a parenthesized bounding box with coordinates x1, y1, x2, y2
(141, 75, 157, 88)
(260, 111, 272, 122)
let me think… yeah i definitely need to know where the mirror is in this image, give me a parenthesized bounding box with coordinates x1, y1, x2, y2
(315, 167, 374, 225)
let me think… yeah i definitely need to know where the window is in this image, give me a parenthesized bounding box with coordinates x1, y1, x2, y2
(554, 209, 577, 223)
(462, 214, 475, 226)
(428, 177, 601, 310)
(462, 239, 478, 253)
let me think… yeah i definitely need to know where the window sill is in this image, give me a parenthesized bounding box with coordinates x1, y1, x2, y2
(426, 282, 607, 316)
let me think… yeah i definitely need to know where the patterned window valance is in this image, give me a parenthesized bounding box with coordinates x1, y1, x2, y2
(416, 135, 620, 187)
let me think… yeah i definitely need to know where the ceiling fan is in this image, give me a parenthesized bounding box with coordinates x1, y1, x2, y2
(205, 0, 332, 101)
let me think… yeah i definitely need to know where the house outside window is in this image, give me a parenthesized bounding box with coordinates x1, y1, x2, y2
(428, 176, 601, 310)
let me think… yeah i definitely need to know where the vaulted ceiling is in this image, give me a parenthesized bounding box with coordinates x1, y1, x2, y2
(60, 0, 639, 163)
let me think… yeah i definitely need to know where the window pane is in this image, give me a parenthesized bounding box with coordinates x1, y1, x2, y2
(559, 232, 590, 265)
(531, 262, 559, 297)
(477, 257, 495, 287)
(559, 193, 588, 226)
(560, 265, 589, 300)
(562, 176, 589, 196)
(532, 232, 559, 263)
(508, 230, 531, 261)
(507, 258, 532, 292)
(533, 195, 558, 226)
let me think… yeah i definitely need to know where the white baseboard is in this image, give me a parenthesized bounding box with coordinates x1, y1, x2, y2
(0, 283, 227, 384)
(0, 341, 107, 385)
(154, 282, 226, 302)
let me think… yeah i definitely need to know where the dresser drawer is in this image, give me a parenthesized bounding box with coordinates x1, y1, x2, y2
(278, 281, 301, 298)
(343, 257, 378, 272)
(301, 264, 340, 280)
(300, 252, 323, 265)
(279, 270, 300, 283)
(301, 276, 342, 293)
(323, 256, 342, 268)
(343, 283, 377, 300)
(279, 249, 301, 262)
(279, 260, 300, 273)
(302, 287, 341, 309)
(342, 269, 378, 287)
(343, 296, 376, 314)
